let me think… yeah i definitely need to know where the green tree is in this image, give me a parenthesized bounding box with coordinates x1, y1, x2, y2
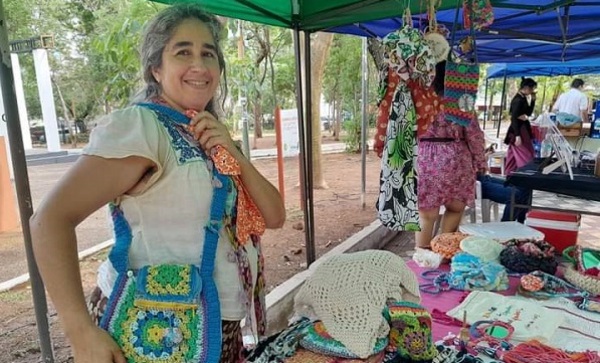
(324, 34, 362, 144)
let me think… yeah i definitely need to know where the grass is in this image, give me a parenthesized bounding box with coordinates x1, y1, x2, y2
(0, 289, 29, 303)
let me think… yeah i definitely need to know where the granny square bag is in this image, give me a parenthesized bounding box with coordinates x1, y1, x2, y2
(98, 105, 228, 363)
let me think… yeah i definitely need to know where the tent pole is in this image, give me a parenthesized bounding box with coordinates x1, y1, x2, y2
(483, 77, 489, 130)
(360, 37, 368, 209)
(292, 29, 315, 266)
(303, 31, 315, 266)
(0, 1, 54, 362)
(497, 70, 508, 139)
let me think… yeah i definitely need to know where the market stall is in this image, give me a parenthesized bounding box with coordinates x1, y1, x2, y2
(5, 0, 600, 362)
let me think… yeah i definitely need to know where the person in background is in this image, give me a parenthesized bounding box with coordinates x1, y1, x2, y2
(477, 148, 531, 223)
(30, 4, 285, 363)
(504, 77, 537, 175)
(415, 61, 487, 249)
(552, 78, 589, 124)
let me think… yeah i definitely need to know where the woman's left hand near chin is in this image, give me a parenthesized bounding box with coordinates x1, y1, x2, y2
(188, 111, 238, 154)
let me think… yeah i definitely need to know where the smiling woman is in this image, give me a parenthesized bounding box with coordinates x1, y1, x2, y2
(30, 3, 284, 363)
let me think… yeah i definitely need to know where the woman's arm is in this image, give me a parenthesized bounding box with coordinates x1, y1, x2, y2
(465, 117, 487, 173)
(30, 155, 154, 361)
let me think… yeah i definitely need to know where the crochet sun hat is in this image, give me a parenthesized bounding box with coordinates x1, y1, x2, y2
(431, 232, 470, 259)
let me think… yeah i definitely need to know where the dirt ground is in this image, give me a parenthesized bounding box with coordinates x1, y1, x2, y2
(0, 134, 382, 363)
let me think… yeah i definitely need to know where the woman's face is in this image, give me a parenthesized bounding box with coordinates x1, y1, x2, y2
(152, 18, 221, 113)
(521, 86, 535, 95)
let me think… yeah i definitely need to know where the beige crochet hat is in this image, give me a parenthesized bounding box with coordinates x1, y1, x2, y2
(460, 236, 504, 262)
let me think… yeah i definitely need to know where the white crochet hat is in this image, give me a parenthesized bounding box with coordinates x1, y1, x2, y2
(424, 32, 450, 64)
(460, 236, 504, 262)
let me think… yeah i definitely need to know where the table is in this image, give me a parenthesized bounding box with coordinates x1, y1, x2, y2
(506, 159, 600, 218)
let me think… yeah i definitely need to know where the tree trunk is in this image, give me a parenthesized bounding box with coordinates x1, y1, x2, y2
(51, 76, 78, 147)
(367, 38, 385, 73)
(334, 99, 342, 141)
(253, 94, 262, 149)
(306, 32, 334, 189)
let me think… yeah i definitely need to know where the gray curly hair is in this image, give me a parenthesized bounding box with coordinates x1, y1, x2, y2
(139, 3, 227, 117)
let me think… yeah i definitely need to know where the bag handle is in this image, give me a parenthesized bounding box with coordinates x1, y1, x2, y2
(562, 245, 578, 265)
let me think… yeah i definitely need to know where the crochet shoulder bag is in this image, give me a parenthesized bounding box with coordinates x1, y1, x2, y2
(99, 107, 227, 363)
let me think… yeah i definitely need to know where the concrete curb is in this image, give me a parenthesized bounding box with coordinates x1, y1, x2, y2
(263, 220, 401, 335)
(0, 239, 114, 293)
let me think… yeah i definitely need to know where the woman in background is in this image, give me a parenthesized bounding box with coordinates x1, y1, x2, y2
(504, 77, 537, 175)
(415, 61, 487, 249)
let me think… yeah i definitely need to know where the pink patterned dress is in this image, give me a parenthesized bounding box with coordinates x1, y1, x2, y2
(417, 114, 486, 210)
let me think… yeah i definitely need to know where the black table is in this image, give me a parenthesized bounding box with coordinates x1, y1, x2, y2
(506, 159, 600, 218)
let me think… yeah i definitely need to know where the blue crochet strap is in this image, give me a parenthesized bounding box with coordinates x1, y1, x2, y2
(137, 102, 193, 126)
(107, 203, 133, 274)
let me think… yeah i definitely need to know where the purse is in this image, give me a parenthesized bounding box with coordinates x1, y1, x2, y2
(443, 60, 480, 127)
(99, 154, 229, 362)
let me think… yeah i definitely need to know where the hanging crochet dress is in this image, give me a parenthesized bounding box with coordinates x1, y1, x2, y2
(375, 26, 436, 231)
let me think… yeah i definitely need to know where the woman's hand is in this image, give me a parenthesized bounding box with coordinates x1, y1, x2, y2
(518, 114, 528, 121)
(188, 112, 238, 155)
(70, 324, 126, 363)
(515, 136, 522, 146)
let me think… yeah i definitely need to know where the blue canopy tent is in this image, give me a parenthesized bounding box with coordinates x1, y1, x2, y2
(487, 59, 600, 79)
(328, 0, 600, 63)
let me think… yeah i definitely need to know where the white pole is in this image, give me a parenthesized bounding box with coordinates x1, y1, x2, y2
(10, 53, 32, 150)
(32, 48, 60, 152)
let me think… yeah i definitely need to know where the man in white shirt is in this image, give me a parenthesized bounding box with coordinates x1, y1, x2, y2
(552, 78, 589, 123)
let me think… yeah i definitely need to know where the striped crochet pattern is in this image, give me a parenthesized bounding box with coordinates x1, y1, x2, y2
(444, 61, 480, 126)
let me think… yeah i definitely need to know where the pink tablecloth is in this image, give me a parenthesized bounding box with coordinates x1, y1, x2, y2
(406, 260, 521, 341)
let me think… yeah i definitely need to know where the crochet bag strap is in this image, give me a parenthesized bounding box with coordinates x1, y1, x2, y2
(108, 102, 228, 281)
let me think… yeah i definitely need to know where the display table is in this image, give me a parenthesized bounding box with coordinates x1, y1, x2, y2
(506, 159, 600, 218)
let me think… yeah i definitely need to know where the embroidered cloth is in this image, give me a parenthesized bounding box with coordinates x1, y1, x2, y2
(376, 26, 437, 231)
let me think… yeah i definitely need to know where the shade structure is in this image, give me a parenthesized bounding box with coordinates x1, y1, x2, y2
(486, 58, 600, 79)
(150, 0, 499, 31)
(328, 0, 600, 63)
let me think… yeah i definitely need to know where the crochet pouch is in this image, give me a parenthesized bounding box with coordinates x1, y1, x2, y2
(385, 301, 438, 361)
(564, 245, 600, 275)
(99, 161, 229, 363)
(450, 252, 509, 291)
(299, 321, 388, 359)
(443, 60, 479, 126)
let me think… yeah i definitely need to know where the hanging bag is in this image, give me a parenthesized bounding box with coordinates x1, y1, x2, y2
(443, 0, 480, 127)
(99, 105, 227, 363)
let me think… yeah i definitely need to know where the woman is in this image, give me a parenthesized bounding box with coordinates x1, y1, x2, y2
(415, 61, 487, 249)
(504, 77, 537, 175)
(30, 4, 285, 363)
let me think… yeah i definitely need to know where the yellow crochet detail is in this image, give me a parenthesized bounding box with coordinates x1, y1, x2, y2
(146, 265, 191, 296)
(134, 299, 197, 311)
